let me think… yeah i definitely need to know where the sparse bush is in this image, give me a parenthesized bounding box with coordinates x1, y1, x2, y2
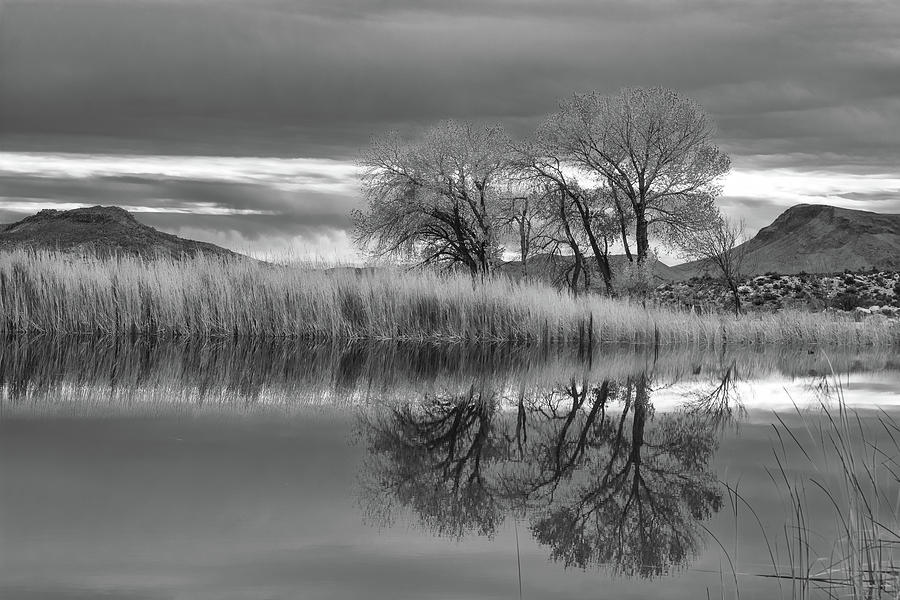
(616, 254, 658, 301)
(830, 291, 868, 311)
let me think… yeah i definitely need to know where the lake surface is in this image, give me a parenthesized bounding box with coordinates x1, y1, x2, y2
(2, 339, 899, 599)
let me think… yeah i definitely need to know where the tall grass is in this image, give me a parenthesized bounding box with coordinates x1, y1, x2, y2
(1, 250, 898, 345)
(763, 378, 900, 599)
(720, 368, 900, 599)
(5, 336, 895, 417)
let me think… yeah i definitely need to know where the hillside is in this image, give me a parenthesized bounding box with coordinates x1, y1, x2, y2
(0, 206, 238, 260)
(501, 253, 675, 285)
(668, 204, 900, 279)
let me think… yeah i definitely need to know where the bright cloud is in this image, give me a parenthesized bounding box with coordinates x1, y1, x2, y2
(724, 169, 900, 208)
(0, 152, 359, 195)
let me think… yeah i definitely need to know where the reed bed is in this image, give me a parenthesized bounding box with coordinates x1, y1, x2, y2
(3, 336, 897, 407)
(722, 372, 900, 600)
(1, 250, 898, 346)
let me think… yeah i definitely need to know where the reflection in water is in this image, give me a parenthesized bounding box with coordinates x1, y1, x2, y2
(2, 336, 898, 415)
(359, 370, 731, 577)
(363, 387, 505, 539)
(2, 337, 900, 598)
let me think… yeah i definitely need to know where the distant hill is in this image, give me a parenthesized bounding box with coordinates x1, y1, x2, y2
(668, 204, 900, 280)
(501, 253, 675, 284)
(0, 206, 239, 260)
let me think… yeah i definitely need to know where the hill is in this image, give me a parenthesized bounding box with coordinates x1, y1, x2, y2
(501, 253, 676, 284)
(668, 204, 900, 279)
(0, 206, 239, 260)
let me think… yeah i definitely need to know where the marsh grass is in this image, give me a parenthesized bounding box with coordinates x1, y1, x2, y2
(727, 366, 900, 599)
(1, 250, 898, 345)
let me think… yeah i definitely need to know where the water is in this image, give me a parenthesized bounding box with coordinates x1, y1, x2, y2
(2, 339, 899, 599)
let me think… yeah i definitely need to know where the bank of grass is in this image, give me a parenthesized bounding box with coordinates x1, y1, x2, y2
(1, 250, 898, 345)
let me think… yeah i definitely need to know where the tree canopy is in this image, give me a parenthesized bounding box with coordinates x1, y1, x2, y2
(354, 120, 511, 275)
(354, 87, 732, 290)
(539, 87, 731, 263)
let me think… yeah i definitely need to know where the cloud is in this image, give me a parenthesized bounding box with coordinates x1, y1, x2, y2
(0, 152, 363, 258)
(0, 0, 898, 255)
(2, 0, 899, 166)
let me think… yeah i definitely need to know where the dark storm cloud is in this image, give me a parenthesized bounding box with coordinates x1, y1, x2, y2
(1, 0, 898, 255)
(837, 190, 900, 205)
(2, 0, 898, 167)
(0, 174, 355, 228)
(135, 210, 351, 251)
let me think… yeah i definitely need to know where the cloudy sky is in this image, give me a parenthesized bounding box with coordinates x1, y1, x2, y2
(1, 0, 898, 261)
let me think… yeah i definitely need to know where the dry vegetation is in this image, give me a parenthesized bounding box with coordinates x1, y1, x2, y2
(5, 335, 896, 418)
(721, 374, 900, 600)
(1, 250, 898, 346)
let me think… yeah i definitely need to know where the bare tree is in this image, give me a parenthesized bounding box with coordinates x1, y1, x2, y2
(354, 121, 511, 275)
(512, 141, 620, 293)
(684, 214, 748, 316)
(539, 87, 731, 263)
(496, 189, 539, 279)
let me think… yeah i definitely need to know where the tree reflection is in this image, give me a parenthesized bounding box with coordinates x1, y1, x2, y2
(360, 385, 505, 538)
(359, 372, 729, 577)
(522, 375, 722, 576)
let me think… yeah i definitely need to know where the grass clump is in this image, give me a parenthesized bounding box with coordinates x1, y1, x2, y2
(764, 381, 900, 599)
(0, 250, 898, 346)
(720, 369, 900, 600)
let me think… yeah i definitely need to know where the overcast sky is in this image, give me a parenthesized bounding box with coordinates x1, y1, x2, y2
(1, 0, 898, 261)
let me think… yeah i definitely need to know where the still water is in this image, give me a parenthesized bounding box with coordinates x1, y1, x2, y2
(1, 339, 899, 599)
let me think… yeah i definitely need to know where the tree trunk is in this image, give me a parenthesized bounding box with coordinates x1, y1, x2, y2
(728, 281, 742, 317)
(572, 199, 614, 294)
(519, 217, 528, 278)
(611, 188, 633, 263)
(635, 206, 649, 263)
(590, 248, 613, 294)
(570, 253, 583, 297)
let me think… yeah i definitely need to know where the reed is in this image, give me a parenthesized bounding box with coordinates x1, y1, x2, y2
(5, 336, 894, 417)
(1, 250, 898, 346)
(763, 378, 900, 600)
(719, 367, 900, 600)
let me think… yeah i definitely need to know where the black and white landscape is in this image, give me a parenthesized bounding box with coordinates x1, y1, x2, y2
(1, 2, 899, 599)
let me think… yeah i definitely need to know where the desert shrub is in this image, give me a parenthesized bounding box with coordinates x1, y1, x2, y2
(830, 291, 869, 311)
(616, 254, 658, 300)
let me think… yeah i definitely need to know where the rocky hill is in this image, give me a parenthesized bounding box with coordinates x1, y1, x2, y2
(0, 206, 238, 260)
(669, 204, 900, 279)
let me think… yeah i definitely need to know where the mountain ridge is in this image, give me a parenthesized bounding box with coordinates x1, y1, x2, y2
(0, 206, 239, 260)
(667, 203, 900, 279)
(2, 203, 897, 275)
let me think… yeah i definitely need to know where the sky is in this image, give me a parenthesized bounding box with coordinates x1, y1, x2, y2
(1, 0, 899, 262)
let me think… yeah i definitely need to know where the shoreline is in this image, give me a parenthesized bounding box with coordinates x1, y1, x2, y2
(2, 250, 898, 346)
